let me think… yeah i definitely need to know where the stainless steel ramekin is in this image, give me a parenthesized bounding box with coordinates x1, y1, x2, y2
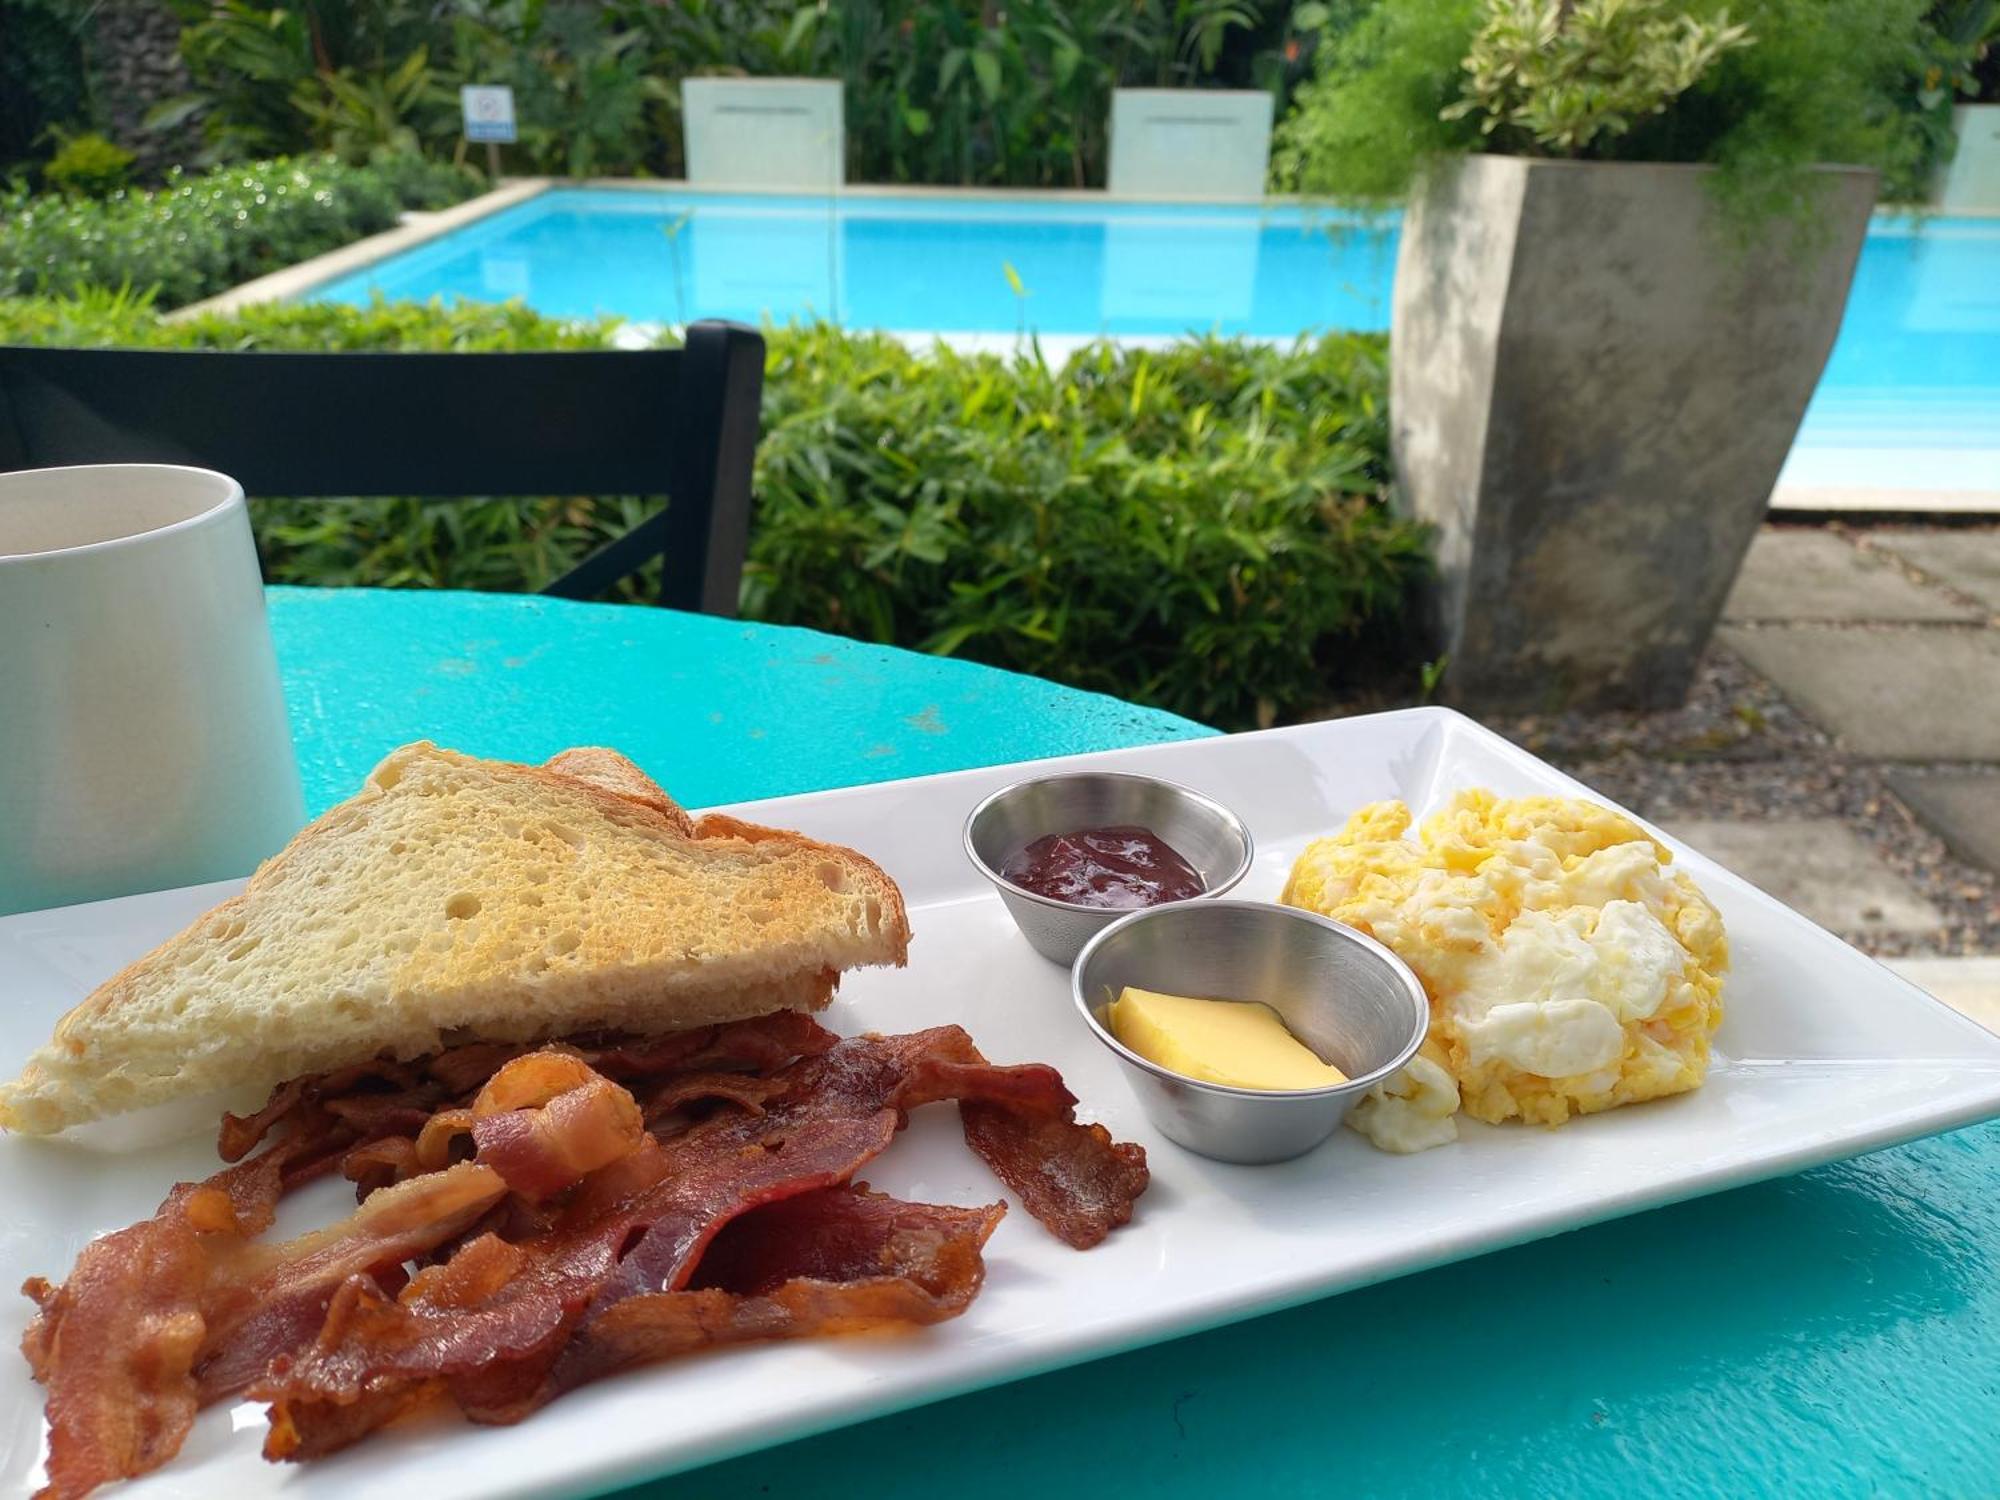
(1072, 899, 1430, 1164)
(962, 771, 1254, 965)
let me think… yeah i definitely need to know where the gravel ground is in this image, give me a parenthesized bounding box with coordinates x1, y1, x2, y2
(1490, 647, 1828, 767)
(1308, 522, 2000, 958)
(1493, 646, 2000, 959)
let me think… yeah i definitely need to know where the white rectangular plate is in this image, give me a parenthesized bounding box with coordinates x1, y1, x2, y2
(6, 708, 2000, 1499)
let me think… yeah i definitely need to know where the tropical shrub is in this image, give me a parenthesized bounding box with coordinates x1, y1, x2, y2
(0, 294, 1428, 728)
(798, 0, 1269, 187)
(156, 0, 461, 164)
(359, 149, 489, 210)
(41, 130, 136, 196)
(448, 0, 673, 179)
(1922, 0, 2000, 101)
(1273, 0, 1950, 208)
(156, 0, 1323, 188)
(637, 0, 1334, 185)
(0, 153, 483, 308)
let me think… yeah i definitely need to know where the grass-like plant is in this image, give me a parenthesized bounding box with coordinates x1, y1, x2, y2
(1274, 0, 1942, 210)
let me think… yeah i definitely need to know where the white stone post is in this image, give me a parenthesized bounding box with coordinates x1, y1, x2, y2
(1107, 88, 1274, 202)
(680, 78, 845, 190)
(1937, 104, 2000, 213)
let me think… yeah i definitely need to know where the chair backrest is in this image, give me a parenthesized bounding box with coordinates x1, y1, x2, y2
(0, 319, 766, 615)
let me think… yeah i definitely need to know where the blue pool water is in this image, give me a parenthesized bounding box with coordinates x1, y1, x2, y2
(312, 188, 1999, 495)
(1782, 216, 1998, 495)
(313, 189, 1401, 336)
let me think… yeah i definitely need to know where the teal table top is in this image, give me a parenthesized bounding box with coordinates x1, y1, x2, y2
(268, 587, 1212, 816)
(270, 586, 2000, 1499)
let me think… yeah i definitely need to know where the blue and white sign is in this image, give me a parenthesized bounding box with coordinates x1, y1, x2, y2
(460, 85, 517, 144)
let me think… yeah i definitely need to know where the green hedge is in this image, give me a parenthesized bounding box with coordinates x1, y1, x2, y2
(0, 295, 1429, 729)
(0, 154, 483, 309)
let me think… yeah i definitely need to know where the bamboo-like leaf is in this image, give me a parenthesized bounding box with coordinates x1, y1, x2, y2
(970, 48, 1003, 103)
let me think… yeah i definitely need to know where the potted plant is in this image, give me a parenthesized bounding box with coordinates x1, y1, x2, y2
(1275, 0, 1939, 713)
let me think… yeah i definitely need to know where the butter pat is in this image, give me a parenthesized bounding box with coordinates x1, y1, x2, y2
(1108, 986, 1348, 1091)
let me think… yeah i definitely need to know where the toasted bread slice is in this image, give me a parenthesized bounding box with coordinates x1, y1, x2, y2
(0, 743, 909, 1135)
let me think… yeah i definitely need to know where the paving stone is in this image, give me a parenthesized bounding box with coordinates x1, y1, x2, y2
(1722, 530, 1982, 623)
(1870, 529, 2000, 613)
(1663, 818, 1945, 935)
(1885, 770, 2000, 874)
(1718, 625, 2000, 761)
(1886, 958, 2000, 1035)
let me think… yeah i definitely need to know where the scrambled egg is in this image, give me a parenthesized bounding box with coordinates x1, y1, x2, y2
(1282, 790, 1728, 1153)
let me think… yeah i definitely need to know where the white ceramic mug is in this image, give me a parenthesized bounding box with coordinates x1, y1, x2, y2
(0, 464, 306, 916)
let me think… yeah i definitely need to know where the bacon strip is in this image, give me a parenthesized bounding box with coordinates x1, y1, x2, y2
(19, 1134, 320, 1500)
(21, 1159, 506, 1500)
(256, 1099, 903, 1441)
(340, 1136, 421, 1195)
(262, 1182, 1006, 1462)
(581, 1186, 1004, 1373)
(689, 1183, 1004, 1300)
(424, 1042, 534, 1095)
(834, 1036, 1151, 1249)
(257, 1027, 1144, 1452)
(637, 1070, 790, 1125)
(193, 1163, 508, 1403)
(469, 1061, 645, 1203)
(255, 1031, 977, 1445)
(26, 1016, 1145, 1496)
(414, 1107, 475, 1172)
(219, 1013, 841, 1165)
(23, 1207, 207, 1500)
(219, 1059, 436, 1163)
(960, 1103, 1148, 1250)
(578, 1010, 839, 1080)
(217, 1079, 308, 1163)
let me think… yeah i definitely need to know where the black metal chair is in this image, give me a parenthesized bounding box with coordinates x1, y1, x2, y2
(0, 319, 766, 614)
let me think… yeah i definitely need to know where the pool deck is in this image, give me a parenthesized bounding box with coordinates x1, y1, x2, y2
(1767, 484, 2000, 516)
(174, 176, 1998, 517)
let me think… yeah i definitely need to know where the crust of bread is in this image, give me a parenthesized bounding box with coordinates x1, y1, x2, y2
(692, 812, 910, 966)
(544, 746, 697, 835)
(0, 743, 909, 1135)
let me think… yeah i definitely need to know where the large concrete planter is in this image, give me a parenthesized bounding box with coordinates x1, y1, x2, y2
(1392, 156, 1877, 713)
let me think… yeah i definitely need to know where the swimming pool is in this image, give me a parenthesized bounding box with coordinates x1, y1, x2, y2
(309, 187, 1999, 504)
(311, 188, 1401, 337)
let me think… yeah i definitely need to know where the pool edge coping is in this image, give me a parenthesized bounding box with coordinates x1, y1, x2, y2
(167, 177, 556, 320)
(1769, 483, 2000, 515)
